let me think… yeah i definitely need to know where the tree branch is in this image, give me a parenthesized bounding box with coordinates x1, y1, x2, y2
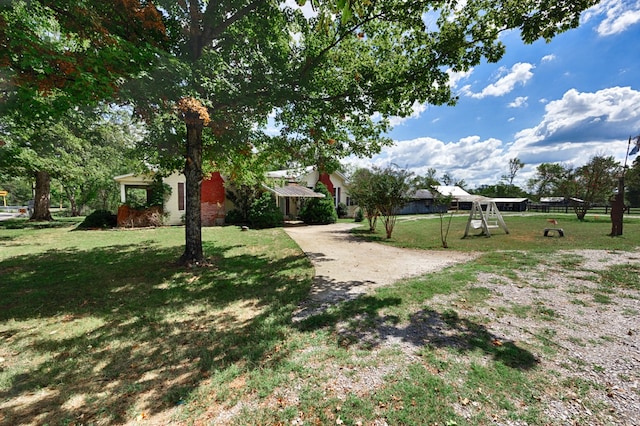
(199, 0, 268, 56)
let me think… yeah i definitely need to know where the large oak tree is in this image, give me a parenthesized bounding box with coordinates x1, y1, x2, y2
(0, 0, 165, 219)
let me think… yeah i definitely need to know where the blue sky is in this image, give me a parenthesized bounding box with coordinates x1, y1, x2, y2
(345, 0, 640, 189)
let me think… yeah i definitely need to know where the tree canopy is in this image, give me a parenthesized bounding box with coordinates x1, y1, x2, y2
(350, 165, 413, 238)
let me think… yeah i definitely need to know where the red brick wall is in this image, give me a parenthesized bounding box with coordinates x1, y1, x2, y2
(319, 172, 334, 195)
(201, 172, 226, 226)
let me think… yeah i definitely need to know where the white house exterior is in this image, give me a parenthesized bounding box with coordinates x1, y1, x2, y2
(265, 167, 352, 218)
(114, 167, 351, 225)
(114, 172, 232, 226)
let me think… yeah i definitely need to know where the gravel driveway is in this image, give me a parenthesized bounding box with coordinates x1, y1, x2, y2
(286, 223, 640, 423)
(284, 222, 476, 319)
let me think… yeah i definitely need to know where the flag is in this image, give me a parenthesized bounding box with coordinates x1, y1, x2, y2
(629, 135, 640, 156)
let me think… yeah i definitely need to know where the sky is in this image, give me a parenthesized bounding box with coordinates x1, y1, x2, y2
(343, 0, 640, 189)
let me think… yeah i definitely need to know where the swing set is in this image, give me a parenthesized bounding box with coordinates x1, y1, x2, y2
(463, 200, 509, 238)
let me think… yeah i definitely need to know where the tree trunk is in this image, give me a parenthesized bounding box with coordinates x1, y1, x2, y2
(64, 186, 80, 216)
(179, 120, 205, 266)
(573, 204, 588, 221)
(610, 177, 624, 236)
(31, 171, 53, 221)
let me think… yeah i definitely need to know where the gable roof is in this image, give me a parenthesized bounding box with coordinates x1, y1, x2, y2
(434, 185, 471, 197)
(262, 184, 325, 198)
(266, 167, 348, 182)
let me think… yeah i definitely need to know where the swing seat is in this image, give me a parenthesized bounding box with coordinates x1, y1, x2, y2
(463, 201, 510, 238)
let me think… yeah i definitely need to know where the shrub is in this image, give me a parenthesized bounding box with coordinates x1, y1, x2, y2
(248, 192, 283, 229)
(224, 209, 245, 225)
(78, 210, 117, 229)
(299, 183, 337, 225)
(354, 208, 364, 222)
(336, 202, 348, 218)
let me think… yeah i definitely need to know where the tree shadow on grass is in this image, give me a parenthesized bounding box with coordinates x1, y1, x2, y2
(0, 240, 312, 425)
(297, 298, 538, 371)
(0, 218, 79, 230)
(349, 228, 385, 243)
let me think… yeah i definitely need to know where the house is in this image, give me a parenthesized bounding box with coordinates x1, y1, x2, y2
(114, 172, 232, 226)
(398, 189, 447, 215)
(399, 186, 527, 213)
(263, 167, 352, 219)
(490, 197, 529, 212)
(113, 167, 350, 226)
(397, 186, 485, 214)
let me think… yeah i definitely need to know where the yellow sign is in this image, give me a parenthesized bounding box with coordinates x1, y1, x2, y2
(0, 190, 7, 196)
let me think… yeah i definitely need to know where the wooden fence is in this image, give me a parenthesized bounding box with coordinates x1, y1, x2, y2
(528, 204, 635, 214)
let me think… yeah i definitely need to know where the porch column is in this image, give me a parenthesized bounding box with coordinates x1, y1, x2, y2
(120, 184, 127, 203)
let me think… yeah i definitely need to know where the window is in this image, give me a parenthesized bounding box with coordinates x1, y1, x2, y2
(178, 182, 185, 211)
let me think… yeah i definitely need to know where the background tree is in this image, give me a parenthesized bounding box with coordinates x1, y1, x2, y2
(472, 182, 529, 198)
(370, 165, 413, 239)
(433, 190, 454, 248)
(0, 106, 142, 218)
(625, 156, 640, 208)
(0, 116, 66, 220)
(565, 155, 620, 221)
(349, 168, 379, 231)
(440, 172, 466, 189)
(502, 157, 525, 185)
(527, 162, 570, 200)
(412, 168, 440, 189)
(1, 0, 164, 219)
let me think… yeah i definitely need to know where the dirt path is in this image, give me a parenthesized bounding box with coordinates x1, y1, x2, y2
(284, 222, 476, 319)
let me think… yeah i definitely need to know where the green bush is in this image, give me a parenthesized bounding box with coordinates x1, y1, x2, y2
(336, 202, 348, 218)
(354, 208, 364, 222)
(77, 210, 117, 229)
(299, 183, 337, 225)
(224, 209, 245, 225)
(248, 192, 283, 229)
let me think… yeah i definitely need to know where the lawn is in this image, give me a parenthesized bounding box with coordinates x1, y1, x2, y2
(355, 212, 640, 252)
(1, 214, 639, 425)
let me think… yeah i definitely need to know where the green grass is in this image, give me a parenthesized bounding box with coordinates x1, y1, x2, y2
(353, 213, 640, 252)
(0, 220, 313, 425)
(1, 214, 639, 425)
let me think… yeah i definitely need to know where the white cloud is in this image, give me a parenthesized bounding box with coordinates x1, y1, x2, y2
(345, 135, 508, 187)
(463, 63, 535, 99)
(508, 96, 528, 108)
(346, 87, 640, 188)
(510, 86, 640, 168)
(583, 0, 640, 36)
(541, 54, 556, 63)
(446, 68, 474, 88)
(388, 101, 428, 126)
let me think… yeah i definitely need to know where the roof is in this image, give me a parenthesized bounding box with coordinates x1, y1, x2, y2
(266, 167, 348, 182)
(408, 189, 436, 199)
(263, 184, 325, 198)
(435, 185, 471, 197)
(113, 173, 154, 184)
(540, 197, 565, 203)
(490, 198, 529, 203)
(411, 186, 486, 202)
